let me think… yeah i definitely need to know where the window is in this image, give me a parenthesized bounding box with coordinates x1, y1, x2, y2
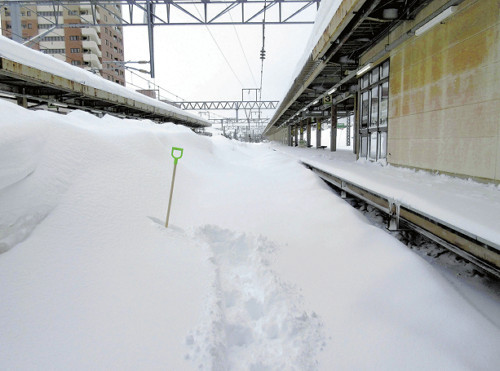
(38, 11, 63, 17)
(380, 82, 389, 127)
(370, 86, 378, 127)
(42, 36, 64, 42)
(42, 48, 65, 54)
(360, 136, 368, 158)
(68, 10, 78, 16)
(369, 132, 377, 160)
(71, 60, 81, 66)
(70, 48, 80, 53)
(69, 35, 79, 41)
(358, 60, 390, 161)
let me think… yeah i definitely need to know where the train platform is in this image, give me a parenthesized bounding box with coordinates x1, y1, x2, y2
(272, 144, 500, 276)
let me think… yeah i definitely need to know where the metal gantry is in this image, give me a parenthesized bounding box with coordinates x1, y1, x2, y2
(2, 0, 320, 77)
(1, 1, 320, 26)
(168, 100, 279, 111)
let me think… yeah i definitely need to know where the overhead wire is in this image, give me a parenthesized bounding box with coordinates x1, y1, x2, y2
(259, 0, 268, 102)
(193, 4, 244, 87)
(228, 11, 258, 87)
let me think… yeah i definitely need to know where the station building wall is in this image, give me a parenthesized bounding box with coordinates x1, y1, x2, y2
(361, 0, 500, 182)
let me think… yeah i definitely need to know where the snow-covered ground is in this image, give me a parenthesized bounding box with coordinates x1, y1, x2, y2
(278, 144, 500, 248)
(1, 100, 500, 370)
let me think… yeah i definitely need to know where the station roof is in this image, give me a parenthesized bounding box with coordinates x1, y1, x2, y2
(0, 36, 211, 128)
(263, 0, 450, 135)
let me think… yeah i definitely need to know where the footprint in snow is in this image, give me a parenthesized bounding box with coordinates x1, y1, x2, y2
(185, 226, 325, 370)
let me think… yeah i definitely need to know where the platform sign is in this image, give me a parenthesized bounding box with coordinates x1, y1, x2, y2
(323, 95, 332, 106)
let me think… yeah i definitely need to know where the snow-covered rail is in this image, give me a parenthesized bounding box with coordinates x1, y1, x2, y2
(302, 161, 500, 279)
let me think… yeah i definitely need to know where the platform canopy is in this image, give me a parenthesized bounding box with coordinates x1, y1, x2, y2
(263, 0, 439, 135)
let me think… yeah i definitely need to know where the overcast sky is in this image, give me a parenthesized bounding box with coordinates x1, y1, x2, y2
(123, 5, 317, 120)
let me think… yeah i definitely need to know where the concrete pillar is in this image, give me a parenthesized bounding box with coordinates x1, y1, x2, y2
(294, 125, 299, 147)
(316, 120, 322, 148)
(299, 122, 304, 146)
(288, 125, 293, 146)
(306, 118, 311, 147)
(353, 91, 359, 156)
(330, 104, 337, 152)
(17, 96, 27, 108)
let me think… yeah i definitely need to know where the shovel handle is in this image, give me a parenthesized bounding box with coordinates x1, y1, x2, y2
(171, 147, 184, 165)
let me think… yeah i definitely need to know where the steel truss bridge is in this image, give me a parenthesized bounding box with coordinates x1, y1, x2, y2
(168, 100, 279, 110)
(168, 100, 278, 130)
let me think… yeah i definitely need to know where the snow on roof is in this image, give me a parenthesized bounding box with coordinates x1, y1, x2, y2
(286, 0, 343, 99)
(0, 35, 211, 126)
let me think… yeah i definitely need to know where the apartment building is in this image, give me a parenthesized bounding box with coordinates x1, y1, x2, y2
(1, 3, 125, 85)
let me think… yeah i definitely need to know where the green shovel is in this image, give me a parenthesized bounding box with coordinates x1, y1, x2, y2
(165, 147, 183, 228)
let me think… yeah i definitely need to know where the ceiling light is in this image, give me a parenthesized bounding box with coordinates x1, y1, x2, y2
(356, 63, 372, 77)
(414, 6, 457, 36)
(313, 100, 319, 105)
(327, 87, 337, 95)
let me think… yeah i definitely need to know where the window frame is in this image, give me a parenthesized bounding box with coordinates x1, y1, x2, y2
(358, 60, 390, 162)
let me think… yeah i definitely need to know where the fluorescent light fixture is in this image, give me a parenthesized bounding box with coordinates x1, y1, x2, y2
(414, 6, 457, 36)
(356, 63, 372, 77)
(53, 102, 68, 108)
(327, 87, 337, 95)
(302, 107, 307, 112)
(313, 99, 319, 105)
(0, 92, 17, 99)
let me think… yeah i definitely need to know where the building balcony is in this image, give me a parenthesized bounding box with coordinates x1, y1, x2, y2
(81, 27, 101, 45)
(82, 40, 102, 57)
(82, 53, 102, 69)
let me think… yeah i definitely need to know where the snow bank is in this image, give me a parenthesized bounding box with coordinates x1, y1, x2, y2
(1, 101, 499, 369)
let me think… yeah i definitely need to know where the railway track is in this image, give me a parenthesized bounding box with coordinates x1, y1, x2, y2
(303, 161, 500, 279)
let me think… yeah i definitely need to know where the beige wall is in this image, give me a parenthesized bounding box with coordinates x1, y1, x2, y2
(377, 0, 500, 181)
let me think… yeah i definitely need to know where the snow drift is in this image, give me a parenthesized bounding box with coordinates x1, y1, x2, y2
(1, 100, 499, 370)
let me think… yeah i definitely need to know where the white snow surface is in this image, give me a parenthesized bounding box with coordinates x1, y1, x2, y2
(1, 100, 500, 370)
(0, 36, 209, 125)
(285, 146, 500, 248)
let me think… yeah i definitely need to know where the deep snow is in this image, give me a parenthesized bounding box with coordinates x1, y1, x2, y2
(1, 100, 500, 370)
